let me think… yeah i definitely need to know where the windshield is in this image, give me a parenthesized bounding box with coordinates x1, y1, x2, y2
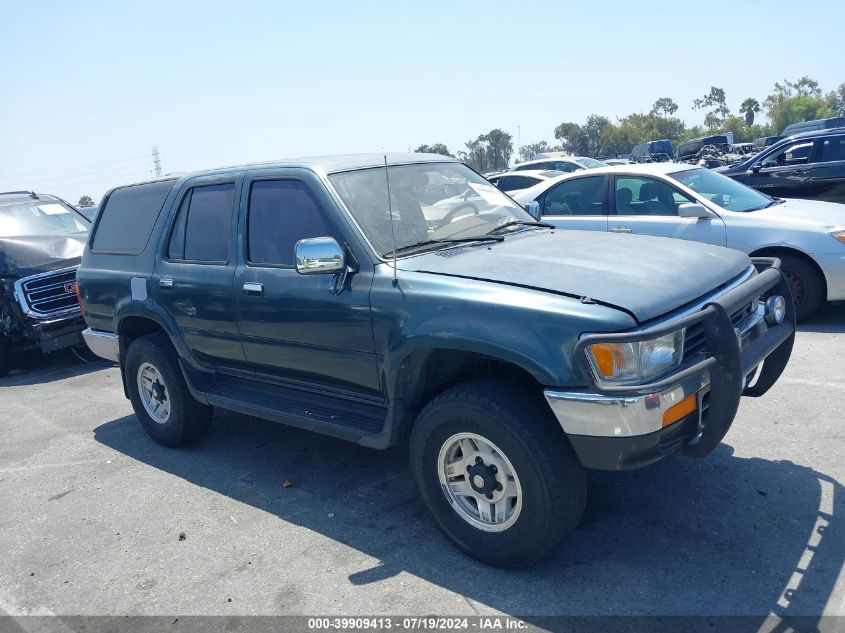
(0, 200, 90, 237)
(671, 168, 775, 212)
(574, 157, 606, 168)
(328, 162, 535, 257)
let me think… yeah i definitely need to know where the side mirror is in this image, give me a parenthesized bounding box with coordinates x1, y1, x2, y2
(750, 164, 762, 173)
(526, 200, 542, 220)
(678, 203, 715, 219)
(295, 237, 345, 275)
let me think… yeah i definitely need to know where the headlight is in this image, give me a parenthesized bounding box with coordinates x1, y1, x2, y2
(586, 330, 685, 383)
(830, 230, 845, 244)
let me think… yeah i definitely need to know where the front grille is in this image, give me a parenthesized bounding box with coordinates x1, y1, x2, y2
(15, 267, 80, 319)
(682, 301, 755, 363)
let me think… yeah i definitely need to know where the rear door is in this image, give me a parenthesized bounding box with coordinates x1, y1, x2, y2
(607, 175, 727, 246)
(806, 134, 845, 202)
(538, 174, 608, 232)
(234, 168, 380, 397)
(153, 174, 246, 367)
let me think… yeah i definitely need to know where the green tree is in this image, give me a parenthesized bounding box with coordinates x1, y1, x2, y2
(414, 143, 453, 157)
(650, 97, 679, 117)
(553, 122, 581, 154)
(77, 195, 94, 207)
(457, 129, 514, 172)
(578, 115, 611, 156)
(518, 140, 557, 163)
(740, 98, 761, 126)
(693, 86, 731, 130)
(825, 83, 845, 115)
(764, 77, 834, 134)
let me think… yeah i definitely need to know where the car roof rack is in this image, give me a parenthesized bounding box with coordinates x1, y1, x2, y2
(0, 190, 39, 199)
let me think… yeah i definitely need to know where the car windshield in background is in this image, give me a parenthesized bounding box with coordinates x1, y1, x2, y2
(672, 168, 775, 212)
(575, 157, 607, 168)
(0, 200, 89, 237)
(328, 162, 534, 257)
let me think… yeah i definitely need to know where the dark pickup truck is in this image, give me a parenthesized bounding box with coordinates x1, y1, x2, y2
(0, 191, 90, 375)
(78, 154, 794, 567)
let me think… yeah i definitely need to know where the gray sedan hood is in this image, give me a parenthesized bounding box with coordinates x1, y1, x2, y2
(396, 229, 750, 322)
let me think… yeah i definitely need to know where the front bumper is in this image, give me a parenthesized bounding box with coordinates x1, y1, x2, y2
(545, 259, 795, 470)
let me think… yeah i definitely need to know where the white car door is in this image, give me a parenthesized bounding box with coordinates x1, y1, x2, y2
(607, 175, 727, 246)
(538, 174, 609, 232)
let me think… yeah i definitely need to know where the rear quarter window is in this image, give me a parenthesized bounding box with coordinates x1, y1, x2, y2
(91, 179, 176, 254)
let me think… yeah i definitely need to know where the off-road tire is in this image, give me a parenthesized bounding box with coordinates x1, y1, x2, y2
(409, 380, 586, 568)
(779, 254, 824, 321)
(125, 332, 212, 446)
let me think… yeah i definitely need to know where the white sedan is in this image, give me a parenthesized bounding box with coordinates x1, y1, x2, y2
(513, 163, 845, 320)
(487, 169, 565, 194)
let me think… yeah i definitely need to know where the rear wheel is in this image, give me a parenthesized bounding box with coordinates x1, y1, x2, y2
(779, 254, 823, 321)
(409, 380, 586, 568)
(125, 332, 212, 446)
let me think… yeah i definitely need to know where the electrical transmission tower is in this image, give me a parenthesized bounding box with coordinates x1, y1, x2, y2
(151, 146, 162, 178)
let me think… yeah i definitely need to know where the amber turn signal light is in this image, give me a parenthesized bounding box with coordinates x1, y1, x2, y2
(662, 393, 697, 427)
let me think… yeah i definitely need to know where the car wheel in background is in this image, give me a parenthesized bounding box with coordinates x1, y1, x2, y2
(409, 380, 586, 568)
(125, 332, 213, 446)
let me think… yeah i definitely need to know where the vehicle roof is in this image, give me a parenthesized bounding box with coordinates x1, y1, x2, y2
(496, 169, 561, 178)
(112, 153, 458, 191)
(519, 156, 587, 165)
(780, 126, 845, 142)
(0, 191, 60, 207)
(548, 162, 698, 178)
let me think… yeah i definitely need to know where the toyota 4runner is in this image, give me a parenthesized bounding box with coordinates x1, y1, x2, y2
(78, 154, 794, 567)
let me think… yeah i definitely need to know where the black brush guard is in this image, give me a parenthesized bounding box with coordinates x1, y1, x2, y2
(574, 258, 795, 458)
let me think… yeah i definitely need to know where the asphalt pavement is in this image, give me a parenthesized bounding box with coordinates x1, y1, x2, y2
(0, 306, 843, 629)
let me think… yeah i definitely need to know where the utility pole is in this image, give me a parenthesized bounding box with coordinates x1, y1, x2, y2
(151, 146, 162, 178)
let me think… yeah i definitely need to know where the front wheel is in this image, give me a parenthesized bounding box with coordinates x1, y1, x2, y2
(779, 254, 824, 321)
(409, 381, 586, 568)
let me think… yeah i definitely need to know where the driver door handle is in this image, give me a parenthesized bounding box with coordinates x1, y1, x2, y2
(243, 282, 264, 296)
(610, 226, 632, 233)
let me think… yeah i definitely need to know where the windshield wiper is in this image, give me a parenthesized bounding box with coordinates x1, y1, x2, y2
(385, 235, 504, 257)
(487, 220, 555, 234)
(765, 197, 785, 208)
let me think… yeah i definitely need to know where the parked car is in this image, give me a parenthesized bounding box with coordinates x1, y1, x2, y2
(676, 134, 733, 162)
(511, 156, 606, 173)
(782, 116, 845, 136)
(77, 204, 99, 222)
(630, 140, 673, 162)
(0, 191, 90, 375)
(487, 169, 564, 194)
(513, 163, 845, 320)
(753, 136, 784, 151)
(716, 128, 845, 205)
(78, 154, 794, 568)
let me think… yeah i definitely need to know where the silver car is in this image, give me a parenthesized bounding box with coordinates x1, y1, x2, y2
(514, 163, 845, 320)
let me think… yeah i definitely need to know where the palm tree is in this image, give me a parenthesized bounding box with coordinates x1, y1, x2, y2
(741, 98, 761, 126)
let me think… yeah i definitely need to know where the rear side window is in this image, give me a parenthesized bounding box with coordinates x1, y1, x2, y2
(168, 183, 235, 262)
(247, 180, 338, 266)
(542, 176, 606, 216)
(92, 180, 175, 254)
(815, 136, 845, 162)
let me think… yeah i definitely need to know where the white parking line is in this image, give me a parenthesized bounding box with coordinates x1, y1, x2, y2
(0, 458, 114, 475)
(780, 377, 845, 390)
(0, 594, 73, 633)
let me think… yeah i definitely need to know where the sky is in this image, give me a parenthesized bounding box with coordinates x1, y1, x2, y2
(1, 0, 843, 205)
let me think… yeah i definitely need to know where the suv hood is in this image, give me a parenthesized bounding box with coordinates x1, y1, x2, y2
(0, 233, 87, 279)
(396, 230, 750, 322)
